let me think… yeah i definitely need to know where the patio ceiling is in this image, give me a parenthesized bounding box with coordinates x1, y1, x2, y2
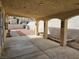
(1, 0, 79, 20)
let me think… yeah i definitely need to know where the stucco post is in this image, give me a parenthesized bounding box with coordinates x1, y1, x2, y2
(60, 20, 68, 46)
(5, 16, 11, 37)
(35, 20, 39, 35)
(43, 20, 48, 39)
(0, 3, 6, 56)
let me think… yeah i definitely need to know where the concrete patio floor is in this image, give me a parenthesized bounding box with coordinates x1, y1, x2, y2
(1, 35, 79, 59)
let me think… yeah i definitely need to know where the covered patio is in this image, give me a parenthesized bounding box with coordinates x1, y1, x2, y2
(0, 0, 79, 59)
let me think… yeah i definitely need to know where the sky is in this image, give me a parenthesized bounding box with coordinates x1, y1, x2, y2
(48, 15, 79, 29)
(9, 15, 79, 32)
(38, 15, 79, 32)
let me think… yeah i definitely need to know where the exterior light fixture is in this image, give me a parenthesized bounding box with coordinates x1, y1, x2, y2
(39, 2, 44, 6)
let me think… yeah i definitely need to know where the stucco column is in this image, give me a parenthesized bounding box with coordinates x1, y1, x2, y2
(0, 4, 6, 56)
(35, 20, 39, 35)
(60, 20, 68, 46)
(5, 15, 11, 37)
(5, 16, 8, 36)
(43, 20, 48, 39)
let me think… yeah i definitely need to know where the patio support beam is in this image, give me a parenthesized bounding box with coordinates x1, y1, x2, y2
(0, 1, 6, 56)
(35, 20, 39, 35)
(60, 20, 68, 46)
(43, 20, 48, 39)
(5, 15, 11, 37)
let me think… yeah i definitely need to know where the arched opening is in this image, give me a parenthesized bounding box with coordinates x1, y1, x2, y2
(68, 15, 79, 29)
(38, 20, 44, 35)
(68, 15, 79, 49)
(48, 18, 61, 42)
